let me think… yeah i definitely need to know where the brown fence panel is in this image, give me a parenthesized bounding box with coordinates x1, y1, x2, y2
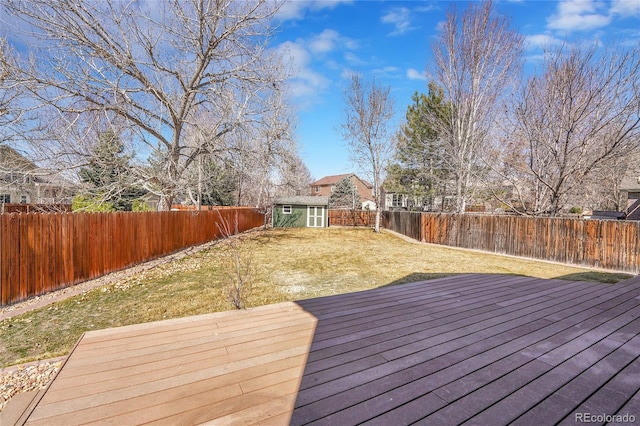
(384, 211, 422, 241)
(0, 208, 264, 306)
(328, 209, 376, 227)
(396, 212, 640, 273)
(1, 203, 72, 214)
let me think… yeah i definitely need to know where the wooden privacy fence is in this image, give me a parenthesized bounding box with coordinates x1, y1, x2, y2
(1, 203, 72, 214)
(384, 212, 640, 274)
(382, 211, 422, 241)
(0, 208, 264, 306)
(328, 209, 377, 227)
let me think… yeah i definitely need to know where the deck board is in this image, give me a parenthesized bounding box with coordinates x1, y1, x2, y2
(12, 273, 640, 425)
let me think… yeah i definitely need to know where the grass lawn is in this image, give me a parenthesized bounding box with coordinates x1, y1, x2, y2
(0, 227, 632, 367)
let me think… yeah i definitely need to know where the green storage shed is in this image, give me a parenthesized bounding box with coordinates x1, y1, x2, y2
(272, 196, 329, 228)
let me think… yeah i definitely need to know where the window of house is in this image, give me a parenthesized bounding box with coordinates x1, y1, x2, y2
(0, 194, 10, 203)
(314, 186, 319, 193)
(282, 205, 292, 214)
(21, 195, 27, 204)
(392, 193, 404, 207)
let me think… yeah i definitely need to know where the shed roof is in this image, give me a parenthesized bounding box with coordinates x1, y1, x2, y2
(274, 196, 329, 206)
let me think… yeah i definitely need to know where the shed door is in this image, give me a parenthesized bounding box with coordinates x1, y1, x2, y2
(307, 205, 325, 228)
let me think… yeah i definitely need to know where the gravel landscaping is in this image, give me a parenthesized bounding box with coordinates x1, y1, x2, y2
(0, 360, 62, 412)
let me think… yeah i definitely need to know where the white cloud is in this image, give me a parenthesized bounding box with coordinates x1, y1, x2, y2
(274, 26, 362, 104)
(309, 29, 339, 53)
(525, 34, 564, 50)
(611, 0, 640, 16)
(276, 41, 330, 100)
(276, 0, 353, 21)
(407, 68, 427, 81)
(343, 51, 366, 66)
(525, 54, 546, 63)
(381, 3, 436, 36)
(547, 0, 612, 31)
(370, 66, 400, 79)
(309, 29, 358, 54)
(381, 7, 415, 36)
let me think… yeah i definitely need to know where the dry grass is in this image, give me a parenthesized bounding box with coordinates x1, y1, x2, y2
(0, 227, 632, 367)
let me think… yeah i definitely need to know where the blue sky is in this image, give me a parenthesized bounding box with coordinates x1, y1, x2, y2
(271, 0, 640, 181)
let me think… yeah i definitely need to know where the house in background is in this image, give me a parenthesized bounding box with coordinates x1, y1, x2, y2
(0, 145, 74, 206)
(272, 196, 329, 228)
(310, 173, 376, 210)
(382, 190, 428, 211)
(621, 173, 640, 221)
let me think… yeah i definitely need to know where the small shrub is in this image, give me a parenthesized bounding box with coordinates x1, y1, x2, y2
(222, 242, 254, 309)
(132, 199, 154, 212)
(218, 212, 253, 309)
(569, 206, 583, 214)
(71, 194, 115, 212)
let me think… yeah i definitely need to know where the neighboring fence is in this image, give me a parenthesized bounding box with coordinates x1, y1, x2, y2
(0, 208, 264, 306)
(384, 211, 640, 274)
(329, 209, 377, 227)
(170, 205, 242, 211)
(1, 203, 72, 214)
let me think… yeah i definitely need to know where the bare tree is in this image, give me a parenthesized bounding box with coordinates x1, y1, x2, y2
(340, 73, 395, 232)
(428, 0, 524, 213)
(499, 43, 640, 216)
(274, 154, 313, 198)
(0, 37, 27, 146)
(218, 214, 254, 310)
(579, 154, 634, 211)
(3, 0, 288, 210)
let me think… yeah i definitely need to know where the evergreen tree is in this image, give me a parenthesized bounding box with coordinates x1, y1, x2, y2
(387, 83, 452, 211)
(329, 176, 361, 210)
(78, 131, 145, 211)
(199, 159, 237, 206)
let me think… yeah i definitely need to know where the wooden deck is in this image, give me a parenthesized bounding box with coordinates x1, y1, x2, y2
(6, 273, 640, 425)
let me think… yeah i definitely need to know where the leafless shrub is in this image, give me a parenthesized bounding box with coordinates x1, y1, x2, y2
(218, 212, 254, 309)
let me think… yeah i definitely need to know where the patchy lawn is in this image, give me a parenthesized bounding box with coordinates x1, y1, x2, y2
(0, 227, 632, 367)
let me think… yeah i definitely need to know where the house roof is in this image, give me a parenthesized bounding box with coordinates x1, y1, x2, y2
(310, 173, 372, 188)
(0, 145, 76, 191)
(620, 152, 640, 192)
(0, 145, 37, 173)
(621, 175, 640, 192)
(274, 196, 329, 206)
